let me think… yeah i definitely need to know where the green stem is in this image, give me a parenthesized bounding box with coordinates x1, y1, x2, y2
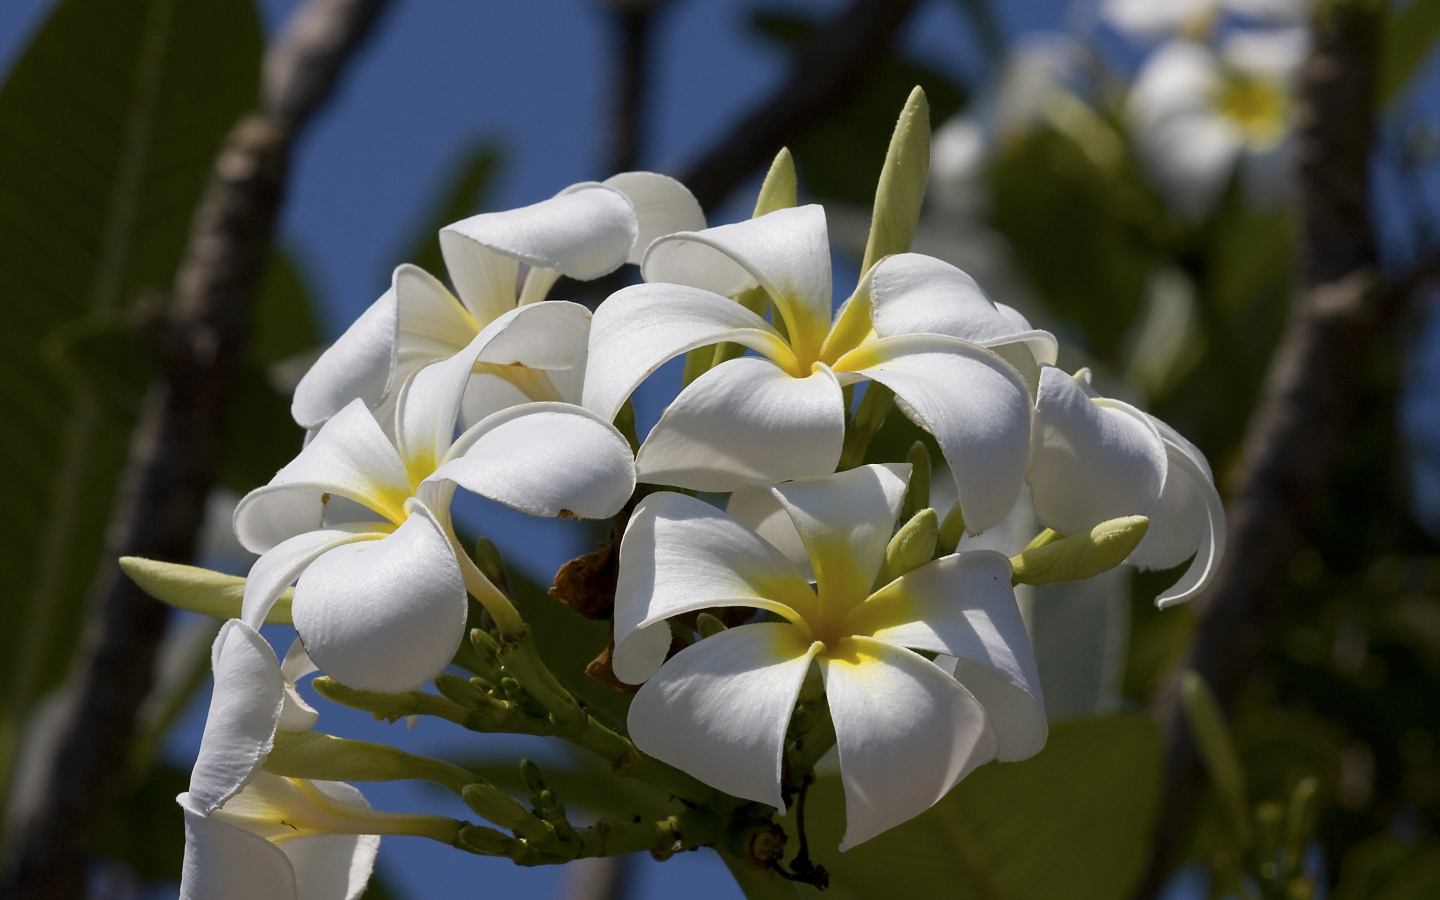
(838, 383, 893, 470)
(264, 731, 477, 795)
(567, 715, 717, 806)
(458, 805, 723, 865)
(311, 677, 556, 737)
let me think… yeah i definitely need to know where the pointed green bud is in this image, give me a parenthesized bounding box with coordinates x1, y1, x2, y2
(877, 508, 938, 587)
(696, 613, 727, 639)
(1181, 670, 1252, 849)
(473, 537, 507, 590)
(1023, 529, 1065, 552)
(264, 731, 478, 795)
(937, 504, 966, 557)
(457, 823, 525, 857)
(434, 672, 499, 711)
(120, 557, 292, 624)
(520, 758, 548, 796)
(462, 783, 555, 845)
(902, 442, 931, 521)
(754, 147, 798, 217)
(861, 86, 931, 274)
(1008, 516, 1149, 585)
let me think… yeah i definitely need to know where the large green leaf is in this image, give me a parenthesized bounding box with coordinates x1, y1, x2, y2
(779, 714, 1162, 900)
(1381, 0, 1440, 104)
(0, 0, 261, 766)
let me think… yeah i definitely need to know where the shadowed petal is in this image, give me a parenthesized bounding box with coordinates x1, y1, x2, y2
(189, 622, 285, 815)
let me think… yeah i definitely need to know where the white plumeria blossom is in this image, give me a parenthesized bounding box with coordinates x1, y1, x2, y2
(236, 322, 637, 692)
(612, 465, 1046, 850)
(1028, 366, 1226, 607)
(292, 173, 705, 434)
(1103, 0, 1311, 41)
(1126, 28, 1309, 216)
(584, 206, 1050, 533)
(179, 620, 380, 900)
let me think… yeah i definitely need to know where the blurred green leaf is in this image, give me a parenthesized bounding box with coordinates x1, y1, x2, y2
(784, 714, 1162, 900)
(0, 0, 261, 791)
(99, 764, 189, 881)
(399, 141, 503, 278)
(1381, 0, 1440, 104)
(1335, 833, 1440, 900)
(749, 12, 965, 208)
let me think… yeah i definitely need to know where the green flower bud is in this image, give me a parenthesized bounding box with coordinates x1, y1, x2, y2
(1009, 516, 1149, 585)
(901, 442, 931, 521)
(120, 556, 292, 624)
(877, 508, 939, 587)
(462, 783, 554, 845)
(696, 612, 727, 639)
(264, 731, 476, 795)
(862, 86, 930, 273)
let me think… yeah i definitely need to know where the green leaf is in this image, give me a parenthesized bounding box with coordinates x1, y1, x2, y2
(1381, 0, 1440, 104)
(1180, 671, 1252, 848)
(98, 764, 190, 881)
(0, 0, 261, 757)
(781, 714, 1162, 900)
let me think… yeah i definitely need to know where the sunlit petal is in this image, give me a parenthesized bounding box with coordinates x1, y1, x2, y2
(603, 171, 706, 264)
(1145, 447, 1226, 608)
(178, 797, 298, 900)
(822, 636, 996, 850)
(291, 288, 397, 432)
(189, 621, 285, 815)
(241, 526, 384, 630)
(614, 492, 816, 684)
(635, 358, 845, 491)
(629, 623, 819, 809)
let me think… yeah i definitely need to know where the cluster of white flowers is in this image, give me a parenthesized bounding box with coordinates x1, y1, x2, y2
(171, 103, 1227, 898)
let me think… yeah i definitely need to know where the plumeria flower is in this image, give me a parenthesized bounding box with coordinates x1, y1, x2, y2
(584, 205, 1047, 533)
(179, 620, 384, 900)
(1028, 366, 1226, 607)
(235, 325, 637, 693)
(293, 173, 704, 434)
(1126, 29, 1309, 216)
(611, 465, 1046, 849)
(1103, 0, 1311, 42)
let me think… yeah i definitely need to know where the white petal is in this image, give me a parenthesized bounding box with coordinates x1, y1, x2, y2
(1222, 26, 1310, 78)
(836, 335, 1033, 534)
(431, 403, 635, 519)
(292, 507, 467, 693)
(636, 358, 845, 491)
(395, 302, 592, 478)
(629, 623, 818, 808)
(852, 551, 1047, 761)
(726, 483, 816, 581)
(603, 171, 706, 264)
(278, 639, 320, 734)
(868, 254, 1058, 365)
(642, 205, 834, 361)
(241, 527, 384, 630)
(179, 796, 298, 900)
(190, 621, 284, 814)
(441, 183, 636, 323)
(1102, 0, 1213, 38)
(822, 636, 997, 850)
(234, 400, 412, 554)
(1142, 447, 1227, 608)
(393, 264, 476, 369)
(281, 783, 380, 900)
(582, 282, 795, 421)
(1029, 367, 1168, 535)
(291, 290, 397, 432)
(769, 465, 910, 613)
(614, 492, 817, 684)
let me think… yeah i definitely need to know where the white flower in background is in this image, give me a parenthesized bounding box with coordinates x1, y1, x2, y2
(235, 327, 636, 693)
(1126, 28, 1309, 216)
(292, 173, 704, 434)
(611, 466, 1046, 849)
(1028, 366, 1226, 607)
(584, 206, 1052, 533)
(179, 621, 382, 900)
(1103, 0, 1311, 41)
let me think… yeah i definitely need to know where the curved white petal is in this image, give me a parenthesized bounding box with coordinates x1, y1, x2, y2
(603, 172, 706, 264)
(1144, 447, 1226, 608)
(282, 784, 380, 900)
(190, 621, 285, 815)
(430, 403, 635, 520)
(836, 334, 1033, 534)
(1029, 367, 1168, 535)
(234, 401, 412, 553)
(769, 465, 910, 614)
(279, 639, 320, 734)
(642, 205, 833, 361)
(869, 254, 1058, 365)
(291, 290, 397, 432)
(1102, 0, 1213, 39)
(635, 358, 845, 491)
(393, 264, 476, 369)
(1222, 25, 1309, 79)
(629, 623, 819, 809)
(179, 796, 298, 900)
(441, 183, 636, 323)
(395, 302, 593, 479)
(614, 492, 817, 684)
(726, 483, 816, 581)
(241, 526, 384, 630)
(850, 551, 1047, 761)
(583, 282, 796, 420)
(292, 507, 466, 693)
(822, 636, 997, 850)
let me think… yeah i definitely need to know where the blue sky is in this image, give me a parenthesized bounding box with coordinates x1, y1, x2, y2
(2, 0, 1435, 898)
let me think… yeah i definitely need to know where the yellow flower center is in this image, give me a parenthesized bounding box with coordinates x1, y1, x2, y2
(1214, 72, 1287, 148)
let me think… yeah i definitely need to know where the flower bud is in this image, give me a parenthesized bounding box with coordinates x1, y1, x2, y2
(901, 442, 931, 521)
(461, 783, 554, 845)
(264, 730, 476, 795)
(120, 556, 292, 624)
(1009, 516, 1149, 585)
(696, 612, 727, 639)
(877, 508, 938, 587)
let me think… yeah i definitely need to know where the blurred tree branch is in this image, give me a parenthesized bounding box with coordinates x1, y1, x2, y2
(1131, 2, 1440, 895)
(2, 0, 393, 896)
(602, 0, 669, 175)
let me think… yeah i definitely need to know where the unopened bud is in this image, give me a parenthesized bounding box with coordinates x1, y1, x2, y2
(862, 86, 930, 273)
(457, 824, 521, 856)
(937, 504, 965, 556)
(1009, 516, 1149, 585)
(877, 508, 938, 587)
(434, 673, 494, 711)
(473, 537, 507, 590)
(901, 442, 931, 521)
(519, 759, 547, 796)
(462, 783, 554, 845)
(119, 556, 293, 624)
(696, 613, 726, 639)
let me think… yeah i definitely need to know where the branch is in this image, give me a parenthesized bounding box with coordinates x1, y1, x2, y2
(2, 2, 393, 896)
(602, 0, 668, 176)
(677, 0, 924, 212)
(1133, 3, 1387, 895)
